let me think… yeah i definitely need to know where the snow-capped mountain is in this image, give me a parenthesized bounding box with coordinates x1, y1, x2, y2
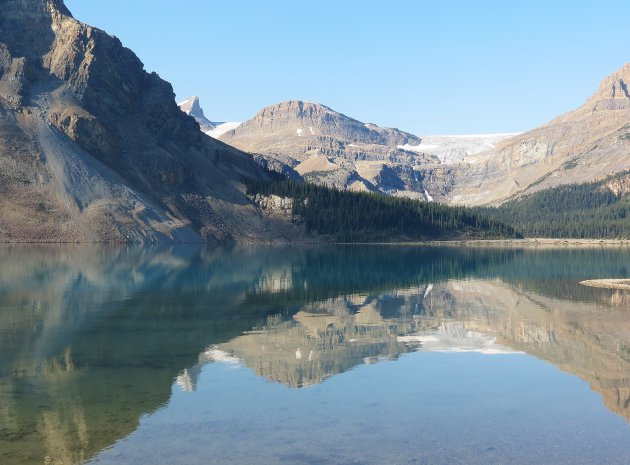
(177, 96, 241, 137)
(177, 96, 217, 132)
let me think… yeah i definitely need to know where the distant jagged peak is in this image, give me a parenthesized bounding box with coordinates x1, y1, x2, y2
(178, 96, 206, 119)
(177, 96, 216, 131)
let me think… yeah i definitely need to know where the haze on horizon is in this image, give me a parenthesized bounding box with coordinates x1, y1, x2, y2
(64, 0, 629, 135)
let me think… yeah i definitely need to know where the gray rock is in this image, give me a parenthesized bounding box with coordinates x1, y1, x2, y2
(0, 0, 293, 243)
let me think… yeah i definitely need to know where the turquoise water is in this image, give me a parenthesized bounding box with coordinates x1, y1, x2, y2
(1, 245, 630, 464)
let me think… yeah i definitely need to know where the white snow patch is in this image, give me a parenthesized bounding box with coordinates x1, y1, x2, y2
(177, 97, 195, 114)
(399, 133, 521, 164)
(424, 189, 434, 202)
(399, 144, 439, 151)
(205, 122, 242, 139)
(309, 126, 314, 135)
(297, 128, 304, 137)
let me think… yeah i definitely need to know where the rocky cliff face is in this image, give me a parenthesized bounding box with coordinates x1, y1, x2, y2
(442, 63, 630, 205)
(605, 172, 630, 197)
(0, 0, 291, 243)
(219, 100, 438, 199)
(583, 63, 630, 112)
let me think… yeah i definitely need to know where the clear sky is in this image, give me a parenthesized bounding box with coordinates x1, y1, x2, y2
(64, 0, 629, 135)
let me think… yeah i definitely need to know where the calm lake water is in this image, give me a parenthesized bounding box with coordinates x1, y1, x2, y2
(1, 245, 630, 465)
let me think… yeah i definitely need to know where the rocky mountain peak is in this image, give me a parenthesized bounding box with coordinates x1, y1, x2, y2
(215, 99, 428, 198)
(0, 0, 72, 59)
(225, 99, 421, 147)
(254, 100, 338, 121)
(0, 0, 71, 17)
(585, 62, 630, 111)
(177, 96, 216, 132)
(179, 96, 205, 118)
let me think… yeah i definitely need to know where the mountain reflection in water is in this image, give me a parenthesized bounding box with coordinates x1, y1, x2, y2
(1, 245, 629, 465)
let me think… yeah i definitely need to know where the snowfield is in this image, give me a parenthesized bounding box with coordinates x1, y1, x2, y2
(399, 133, 520, 164)
(205, 122, 242, 138)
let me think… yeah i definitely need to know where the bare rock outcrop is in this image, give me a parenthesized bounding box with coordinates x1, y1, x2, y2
(605, 172, 630, 197)
(250, 194, 295, 219)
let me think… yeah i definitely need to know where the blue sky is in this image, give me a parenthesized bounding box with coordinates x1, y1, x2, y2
(64, 0, 629, 135)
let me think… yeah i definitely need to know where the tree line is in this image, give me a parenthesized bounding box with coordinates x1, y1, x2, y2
(480, 172, 630, 238)
(246, 177, 519, 241)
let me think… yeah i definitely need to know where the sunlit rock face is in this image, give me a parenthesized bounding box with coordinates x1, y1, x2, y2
(445, 63, 630, 205)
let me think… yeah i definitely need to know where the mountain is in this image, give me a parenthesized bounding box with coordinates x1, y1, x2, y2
(219, 100, 439, 198)
(206, 64, 630, 207)
(211, 100, 521, 201)
(177, 96, 242, 138)
(222, 100, 422, 148)
(177, 96, 216, 132)
(0, 0, 295, 243)
(442, 63, 630, 205)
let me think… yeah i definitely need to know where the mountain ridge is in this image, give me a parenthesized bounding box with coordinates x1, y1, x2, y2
(187, 63, 630, 207)
(222, 100, 422, 147)
(216, 99, 437, 198)
(443, 62, 630, 205)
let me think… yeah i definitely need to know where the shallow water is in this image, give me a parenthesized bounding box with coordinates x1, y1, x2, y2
(1, 245, 630, 465)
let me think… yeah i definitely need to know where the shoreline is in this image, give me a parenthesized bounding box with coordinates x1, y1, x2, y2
(337, 238, 630, 248)
(1, 238, 630, 247)
(414, 238, 630, 248)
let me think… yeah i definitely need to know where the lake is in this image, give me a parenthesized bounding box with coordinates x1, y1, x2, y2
(1, 244, 630, 465)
